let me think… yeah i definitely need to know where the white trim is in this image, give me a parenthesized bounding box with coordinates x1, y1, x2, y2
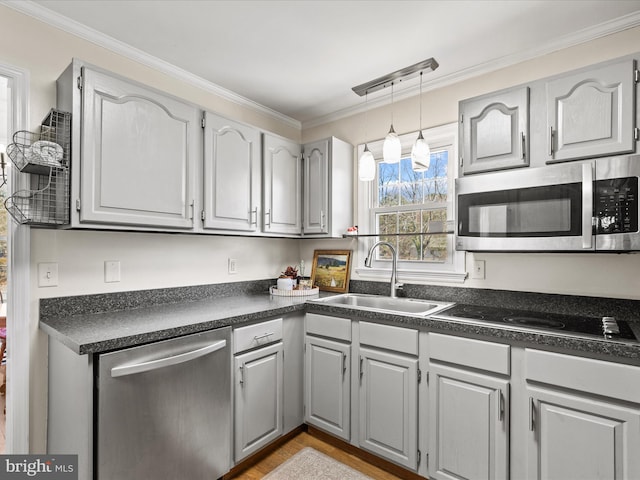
(0, 61, 30, 453)
(2, 0, 302, 131)
(303, 11, 640, 129)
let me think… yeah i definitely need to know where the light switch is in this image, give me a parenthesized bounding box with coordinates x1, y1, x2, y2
(472, 260, 485, 280)
(228, 258, 237, 274)
(105, 261, 121, 283)
(38, 262, 59, 287)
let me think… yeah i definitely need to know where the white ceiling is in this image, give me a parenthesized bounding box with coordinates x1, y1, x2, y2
(14, 0, 640, 127)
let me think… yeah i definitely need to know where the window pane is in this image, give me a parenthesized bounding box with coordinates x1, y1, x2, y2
(425, 151, 449, 201)
(422, 209, 448, 262)
(376, 212, 397, 261)
(398, 211, 421, 260)
(378, 162, 399, 206)
(400, 158, 423, 205)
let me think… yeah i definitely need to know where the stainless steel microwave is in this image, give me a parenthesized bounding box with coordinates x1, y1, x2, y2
(455, 156, 639, 252)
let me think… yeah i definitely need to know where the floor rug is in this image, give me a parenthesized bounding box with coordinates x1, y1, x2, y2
(262, 447, 374, 480)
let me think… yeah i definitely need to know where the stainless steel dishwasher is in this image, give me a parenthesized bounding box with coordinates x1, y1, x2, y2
(96, 327, 231, 480)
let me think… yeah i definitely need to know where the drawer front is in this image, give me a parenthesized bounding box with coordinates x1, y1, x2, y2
(306, 313, 351, 342)
(359, 321, 419, 355)
(233, 318, 283, 354)
(525, 349, 640, 403)
(429, 333, 510, 375)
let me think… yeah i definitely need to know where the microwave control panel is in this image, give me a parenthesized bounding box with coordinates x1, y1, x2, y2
(594, 177, 638, 234)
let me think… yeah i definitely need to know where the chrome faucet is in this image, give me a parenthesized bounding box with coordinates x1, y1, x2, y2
(364, 241, 403, 298)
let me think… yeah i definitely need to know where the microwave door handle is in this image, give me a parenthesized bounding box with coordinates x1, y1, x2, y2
(582, 163, 593, 249)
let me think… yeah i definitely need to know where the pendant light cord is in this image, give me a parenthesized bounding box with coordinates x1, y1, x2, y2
(419, 72, 423, 131)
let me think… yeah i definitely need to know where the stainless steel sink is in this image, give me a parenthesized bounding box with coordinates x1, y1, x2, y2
(311, 293, 453, 316)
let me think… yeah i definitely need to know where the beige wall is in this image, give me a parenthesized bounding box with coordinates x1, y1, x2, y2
(2, 4, 640, 453)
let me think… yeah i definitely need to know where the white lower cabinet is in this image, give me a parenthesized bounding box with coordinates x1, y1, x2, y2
(358, 346, 418, 470)
(428, 333, 510, 480)
(429, 364, 509, 480)
(304, 314, 352, 441)
(523, 349, 640, 480)
(233, 319, 284, 462)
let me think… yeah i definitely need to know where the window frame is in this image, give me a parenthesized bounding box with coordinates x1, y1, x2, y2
(355, 122, 467, 283)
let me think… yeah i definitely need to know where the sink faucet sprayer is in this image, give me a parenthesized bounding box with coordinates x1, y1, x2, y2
(364, 241, 403, 298)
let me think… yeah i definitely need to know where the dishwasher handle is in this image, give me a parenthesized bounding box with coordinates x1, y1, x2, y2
(111, 339, 227, 378)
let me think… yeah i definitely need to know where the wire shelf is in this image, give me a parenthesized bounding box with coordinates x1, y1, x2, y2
(5, 109, 71, 226)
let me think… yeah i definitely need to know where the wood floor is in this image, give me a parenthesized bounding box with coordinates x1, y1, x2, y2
(228, 430, 406, 480)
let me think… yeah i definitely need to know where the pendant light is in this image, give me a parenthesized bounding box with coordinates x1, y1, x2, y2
(411, 71, 430, 171)
(358, 91, 375, 181)
(382, 82, 401, 164)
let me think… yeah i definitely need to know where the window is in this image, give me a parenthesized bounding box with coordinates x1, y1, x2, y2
(356, 122, 466, 283)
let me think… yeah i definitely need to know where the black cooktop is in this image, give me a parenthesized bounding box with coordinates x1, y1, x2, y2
(436, 304, 638, 341)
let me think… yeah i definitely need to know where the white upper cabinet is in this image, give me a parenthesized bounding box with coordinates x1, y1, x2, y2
(78, 66, 198, 229)
(460, 86, 529, 175)
(546, 58, 636, 163)
(203, 112, 261, 232)
(302, 137, 353, 237)
(262, 133, 302, 235)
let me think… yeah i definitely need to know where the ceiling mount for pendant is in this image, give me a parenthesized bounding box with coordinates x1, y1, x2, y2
(351, 57, 439, 97)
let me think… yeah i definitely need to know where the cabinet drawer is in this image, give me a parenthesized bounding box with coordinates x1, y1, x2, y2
(429, 333, 510, 375)
(306, 313, 351, 342)
(233, 318, 283, 354)
(525, 349, 640, 403)
(359, 321, 418, 355)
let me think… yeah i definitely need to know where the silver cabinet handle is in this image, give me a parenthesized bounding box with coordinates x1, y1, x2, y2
(111, 339, 227, 378)
(549, 126, 554, 157)
(254, 332, 274, 342)
(239, 364, 245, 386)
(359, 356, 364, 381)
(342, 353, 347, 376)
(521, 132, 526, 160)
(529, 397, 535, 432)
(265, 209, 271, 227)
(321, 210, 325, 230)
(498, 389, 505, 422)
(250, 207, 258, 226)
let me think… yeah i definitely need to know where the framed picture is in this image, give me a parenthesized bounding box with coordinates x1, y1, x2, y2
(310, 250, 352, 293)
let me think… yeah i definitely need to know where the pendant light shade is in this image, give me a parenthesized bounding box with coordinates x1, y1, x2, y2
(411, 71, 430, 172)
(382, 82, 401, 164)
(358, 145, 376, 181)
(411, 130, 430, 171)
(383, 125, 401, 164)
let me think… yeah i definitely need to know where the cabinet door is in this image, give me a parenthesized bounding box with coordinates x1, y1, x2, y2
(429, 363, 509, 480)
(527, 386, 640, 480)
(304, 336, 350, 440)
(263, 134, 301, 235)
(80, 67, 198, 228)
(359, 347, 418, 470)
(460, 86, 529, 174)
(234, 342, 283, 462)
(547, 59, 636, 163)
(203, 112, 261, 231)
(303, 139, 329, 235)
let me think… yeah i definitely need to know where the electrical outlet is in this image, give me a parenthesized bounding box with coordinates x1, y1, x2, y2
(472, 260, 486, 280)
(228, 258, 237, 274)
(104, 261, 121, 283)
(38, 262, 59, 287)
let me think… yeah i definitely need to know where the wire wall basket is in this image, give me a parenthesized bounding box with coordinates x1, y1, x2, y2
(5, 109, 71, 226)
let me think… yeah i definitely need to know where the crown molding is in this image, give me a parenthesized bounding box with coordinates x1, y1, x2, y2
(303, 10, 640, 130)
(5, 0, 639, 132)
(1, 0, 302, 131)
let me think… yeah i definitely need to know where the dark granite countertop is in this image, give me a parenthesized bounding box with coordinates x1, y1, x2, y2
(39, 280, 640, 364)
(40, 293, 311, 354)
